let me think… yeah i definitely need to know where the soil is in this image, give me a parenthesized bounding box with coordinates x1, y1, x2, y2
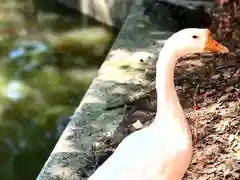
(183, 1, 240, 179)
(87, 1, 240, 179)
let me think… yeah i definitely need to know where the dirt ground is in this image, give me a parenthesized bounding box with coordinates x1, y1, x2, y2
(184, 1, 240, 179)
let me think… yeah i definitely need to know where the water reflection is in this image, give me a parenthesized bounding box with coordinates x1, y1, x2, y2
(0, 0, 116, 179)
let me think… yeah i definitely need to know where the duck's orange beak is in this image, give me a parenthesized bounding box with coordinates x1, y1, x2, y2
(204, 29, 229, 53)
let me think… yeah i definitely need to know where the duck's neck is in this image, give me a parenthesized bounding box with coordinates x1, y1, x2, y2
(153, 45, 184, 123)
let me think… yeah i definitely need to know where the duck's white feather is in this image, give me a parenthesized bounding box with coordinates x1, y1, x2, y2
(88, 113, 192, 180)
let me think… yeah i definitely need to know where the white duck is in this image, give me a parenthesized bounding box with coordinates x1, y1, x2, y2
(88, 28, 229, 180)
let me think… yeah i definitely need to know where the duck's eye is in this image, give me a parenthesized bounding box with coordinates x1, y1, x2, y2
(192, 35, 199, 39)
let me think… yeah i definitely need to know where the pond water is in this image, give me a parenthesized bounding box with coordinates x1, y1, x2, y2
(0, 0, 116, 179)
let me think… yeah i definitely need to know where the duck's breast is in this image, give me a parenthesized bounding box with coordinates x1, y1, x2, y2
(88, 127, 191, 180)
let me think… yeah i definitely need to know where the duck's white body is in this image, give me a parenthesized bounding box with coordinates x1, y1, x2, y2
(88, 28, 228, 180)
(89, 123, 192, 180)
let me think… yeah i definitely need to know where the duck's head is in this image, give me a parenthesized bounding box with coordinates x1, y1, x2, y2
(165, 28, 229, 58)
